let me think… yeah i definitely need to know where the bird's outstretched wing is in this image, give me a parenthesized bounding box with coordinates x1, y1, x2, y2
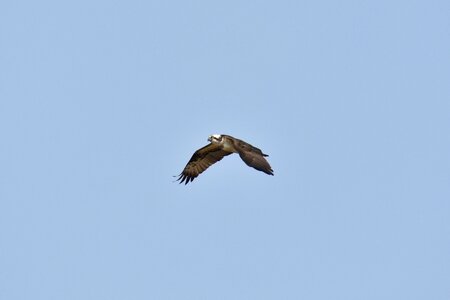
(234, 139, 274, 175)
(177, 143, 232, 184)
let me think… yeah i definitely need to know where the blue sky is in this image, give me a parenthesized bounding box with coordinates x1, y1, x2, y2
(1, 0, 449, 299)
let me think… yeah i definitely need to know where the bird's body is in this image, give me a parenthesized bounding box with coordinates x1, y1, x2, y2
(177, 134, 274, 184)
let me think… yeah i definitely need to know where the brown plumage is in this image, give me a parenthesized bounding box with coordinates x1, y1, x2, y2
(177, 134, 274, 184)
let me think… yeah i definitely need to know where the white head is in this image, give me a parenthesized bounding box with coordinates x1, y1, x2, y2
(208, 134, 222, 143)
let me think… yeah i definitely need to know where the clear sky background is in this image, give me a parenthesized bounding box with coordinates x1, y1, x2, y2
(1, 0, 449, 299)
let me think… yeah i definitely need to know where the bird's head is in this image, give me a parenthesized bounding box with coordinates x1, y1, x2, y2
(208, 134, 222, 144)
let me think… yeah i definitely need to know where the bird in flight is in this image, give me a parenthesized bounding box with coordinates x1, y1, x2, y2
(176, 134, 274, 184)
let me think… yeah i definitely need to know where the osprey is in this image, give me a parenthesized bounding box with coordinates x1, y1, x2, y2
(177, 134, 274, 184)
